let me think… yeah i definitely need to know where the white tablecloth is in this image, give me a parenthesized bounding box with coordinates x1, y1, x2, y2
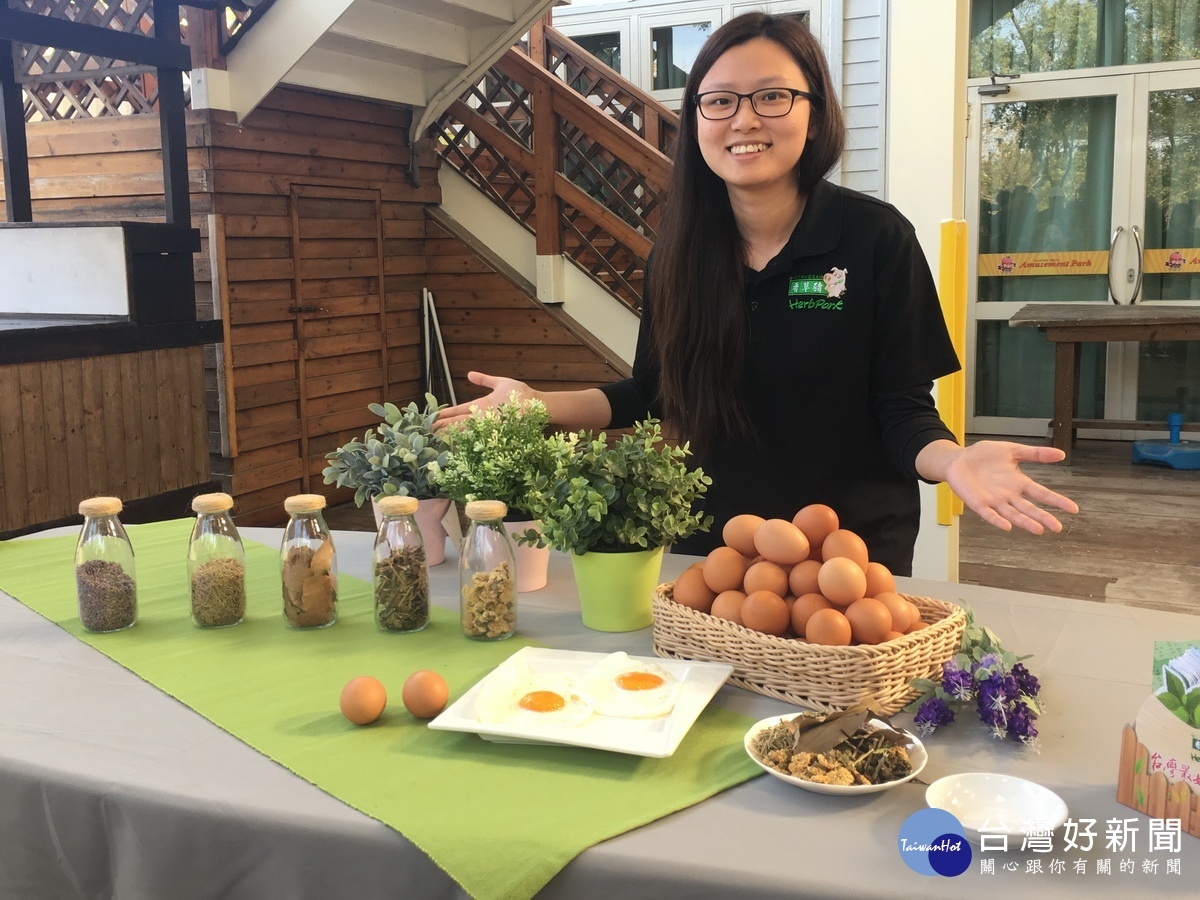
(2, 526, 1197, 898)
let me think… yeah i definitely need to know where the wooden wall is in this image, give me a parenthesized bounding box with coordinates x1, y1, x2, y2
(2, 86, 638, 530)
(202, 88, 439, 524)
(0, 348, 208, 534)
(425, 218, 629, 405)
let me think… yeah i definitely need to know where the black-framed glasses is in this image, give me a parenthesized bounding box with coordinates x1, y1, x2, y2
(693, 87, 816, 120)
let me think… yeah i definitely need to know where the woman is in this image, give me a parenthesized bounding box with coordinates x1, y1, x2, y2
(438, 12, 1077, 575)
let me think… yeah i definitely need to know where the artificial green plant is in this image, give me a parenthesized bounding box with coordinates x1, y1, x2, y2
(321, 393, 449, 505)
(522, 419, 712, 555)
(429, 393, 552, 517)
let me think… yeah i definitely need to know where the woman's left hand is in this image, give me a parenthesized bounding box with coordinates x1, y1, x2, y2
(918, 439, 1079, 534)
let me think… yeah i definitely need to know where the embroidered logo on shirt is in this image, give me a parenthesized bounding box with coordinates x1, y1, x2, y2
(787, 267, 847, 310)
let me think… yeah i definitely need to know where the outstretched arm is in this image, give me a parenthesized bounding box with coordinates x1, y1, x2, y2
(915, 439, 1079, 534)
(435, 371, 613, 431)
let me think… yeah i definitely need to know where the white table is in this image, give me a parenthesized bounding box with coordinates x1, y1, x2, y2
(2, 526, 1197, 898)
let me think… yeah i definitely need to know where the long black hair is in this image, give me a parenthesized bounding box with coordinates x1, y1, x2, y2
(649, 13, 846, 454)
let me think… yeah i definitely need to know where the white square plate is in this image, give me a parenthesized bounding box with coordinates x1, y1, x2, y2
(427, 646, 734, 758)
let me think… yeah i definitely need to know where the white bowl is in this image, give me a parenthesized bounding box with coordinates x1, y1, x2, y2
(743, 715, 928, 795)
(925, 773, 1068, 845)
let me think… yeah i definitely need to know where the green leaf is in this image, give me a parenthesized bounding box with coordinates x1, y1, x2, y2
(1165, 668, 1187, 702)
(1160, 692, 1183, 712)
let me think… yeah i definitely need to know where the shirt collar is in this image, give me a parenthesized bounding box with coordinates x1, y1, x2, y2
(752, 178, 842, 282)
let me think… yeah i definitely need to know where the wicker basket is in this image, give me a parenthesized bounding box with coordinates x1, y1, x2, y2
(651, 583, 966, 715)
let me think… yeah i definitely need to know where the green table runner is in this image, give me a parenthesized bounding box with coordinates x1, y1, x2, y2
(0, 519, 760, 900)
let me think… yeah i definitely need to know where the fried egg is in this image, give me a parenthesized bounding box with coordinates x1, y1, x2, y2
(473, 661, 593, 728)
(579, 652, 679, 719)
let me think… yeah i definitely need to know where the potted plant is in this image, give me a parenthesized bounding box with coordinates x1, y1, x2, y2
(429, 394, 554, 591)
(321, 393, 454, 564)
(523, 419, 712, 631)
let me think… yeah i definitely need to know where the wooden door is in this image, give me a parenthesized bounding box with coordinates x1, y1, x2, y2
(290, 185, 388, 500)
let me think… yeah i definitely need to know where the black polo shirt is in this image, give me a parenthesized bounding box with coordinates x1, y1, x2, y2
(601, 179, 961, 575)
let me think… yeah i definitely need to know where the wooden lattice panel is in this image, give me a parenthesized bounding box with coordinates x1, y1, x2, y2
(558, 118, 662, 237)
(560, 200, 644, 314)
(15, 0, 190, 121)
(542, 27, 678, 158)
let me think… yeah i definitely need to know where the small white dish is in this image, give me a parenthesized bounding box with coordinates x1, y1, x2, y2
(925, 773, 1068, 845)
(743, 714, 928, 795)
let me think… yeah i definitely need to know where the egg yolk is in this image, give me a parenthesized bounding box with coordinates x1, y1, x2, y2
(616, 671, 664, 691)
(519, 690, 567, 713)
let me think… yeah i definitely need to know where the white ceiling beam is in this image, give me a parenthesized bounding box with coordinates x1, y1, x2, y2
(283, 45, 431, 108)
(225, 0, 357, 122)
(329, 1, 469, 66)
(371, 0, 516, 28)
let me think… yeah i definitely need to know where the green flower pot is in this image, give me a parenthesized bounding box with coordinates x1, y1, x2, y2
(569, 545, 665, 632)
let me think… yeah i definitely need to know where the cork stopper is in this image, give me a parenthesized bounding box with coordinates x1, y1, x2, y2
(192, 492, 234, 514)
(376, 495, 418, 516)
(79, 496, 122, 517)
(465, 500, 507, 522)
(284, 493, 327, 514)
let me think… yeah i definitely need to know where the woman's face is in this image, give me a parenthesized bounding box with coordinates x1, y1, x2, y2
(694, 37, 813, 198)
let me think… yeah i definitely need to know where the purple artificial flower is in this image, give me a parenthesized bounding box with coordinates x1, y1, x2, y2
(914, 697, 956, 735)
(1006, 700, 1039, 744)
(978, 653, 1001, 671)
(941, 662, 975, 701)
(1010, 662, 1041, 698)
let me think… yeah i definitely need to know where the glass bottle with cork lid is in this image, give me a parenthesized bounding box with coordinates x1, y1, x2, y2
(75, 496, 137, 633)
(188, 492, 246, 628)
(280, 493, 337, 629)
(459, 500, 516, 641)
(372, 495, 430, 633)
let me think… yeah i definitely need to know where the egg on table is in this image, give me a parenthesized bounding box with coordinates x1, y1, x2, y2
(473, 661, 594, 728)
(579, 651, 680, 719)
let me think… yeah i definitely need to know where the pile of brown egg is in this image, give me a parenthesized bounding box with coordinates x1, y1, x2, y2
(670, 504, 929, 645)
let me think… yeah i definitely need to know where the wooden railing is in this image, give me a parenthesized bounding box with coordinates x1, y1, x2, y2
(434, 22, 679, 315)
(532, 22, 678, 159)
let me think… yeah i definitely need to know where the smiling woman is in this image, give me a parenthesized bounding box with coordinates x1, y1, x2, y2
(438, 11, 1079, 576)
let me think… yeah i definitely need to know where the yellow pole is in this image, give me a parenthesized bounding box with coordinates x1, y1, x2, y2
(936, 219, 967, 525)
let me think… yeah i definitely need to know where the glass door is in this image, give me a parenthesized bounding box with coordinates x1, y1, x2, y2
(967, 68, 1200, 436)
(1126, 69, 1200, 424)
(966, 0, 1200, 437)
(968, 74, 1135, 436)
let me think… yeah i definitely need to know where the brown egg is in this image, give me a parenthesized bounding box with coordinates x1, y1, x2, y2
(864, 562, 896, 597)
(845, 597, 892, 645)
(711, 590, 746, 625)
(817, 557, 867, 608)
(875, 592, 913, 632)
(401, 670, 449, 719)
(740, 590, 790, 636)
(722, 514, 765, 557)
(672, 566, 716, 613)
(884, 630, 906, 642)
(907, 618, 929, 633)
(703, 546, 747, 593)
(753, 519, 810, 565)
(805, 608, 852, 646)
(787, 559, 822, 597)
(340, 675, 388, 725)
(792, 503, 839, 552)
(743, 560, 789, 596)
(820, 529, 870, 572)
(901, 598, 922, 629)
(790, 592, 832, 636)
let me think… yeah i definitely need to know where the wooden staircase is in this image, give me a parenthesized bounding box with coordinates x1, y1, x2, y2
(434, 21, 679, 316)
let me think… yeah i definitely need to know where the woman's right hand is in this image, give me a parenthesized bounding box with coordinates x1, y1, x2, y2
(435, 371, 537, 429)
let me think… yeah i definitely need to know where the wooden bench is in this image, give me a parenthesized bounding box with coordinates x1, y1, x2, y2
(1009, 303, 1200, 463)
